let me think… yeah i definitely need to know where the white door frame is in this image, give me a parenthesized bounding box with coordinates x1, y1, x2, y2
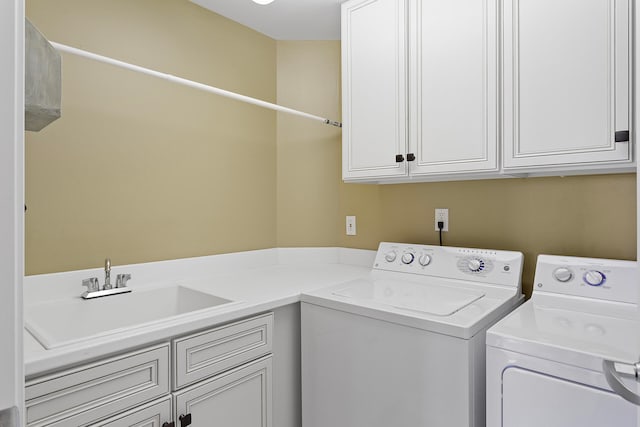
(635, 0, 640, 424)
(0, 0, 24, 425)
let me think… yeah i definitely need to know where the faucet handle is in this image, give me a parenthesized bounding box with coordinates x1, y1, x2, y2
(116, 273, 132, 288)
(82, 277, 100, 293)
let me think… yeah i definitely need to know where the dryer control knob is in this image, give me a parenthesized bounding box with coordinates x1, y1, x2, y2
(553, 267, 573, 282)
(401, 252, 415, 265)
(384, 251, 397, 262)
(584, 270, 605, 286)
(467, 259, 483, 272)
(418, 254, 432, 266)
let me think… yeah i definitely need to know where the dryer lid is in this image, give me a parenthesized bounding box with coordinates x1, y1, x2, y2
(332, 278, 485, 316)
(487, 296, 640, 369)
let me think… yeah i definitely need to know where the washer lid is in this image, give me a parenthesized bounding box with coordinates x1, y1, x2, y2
(301, 271, 522, 339)
(332, 278, 485, 316)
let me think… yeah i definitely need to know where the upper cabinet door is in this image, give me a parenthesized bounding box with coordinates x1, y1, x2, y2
(409, 0, 499, 176)
(502, 0, 633, 172)
(342, 0, 409, 181)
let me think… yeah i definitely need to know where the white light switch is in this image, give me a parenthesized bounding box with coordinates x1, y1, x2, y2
(346, 216, 357, 235)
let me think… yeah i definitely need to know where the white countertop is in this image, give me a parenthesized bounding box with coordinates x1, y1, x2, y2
(24, 247, 375, 378)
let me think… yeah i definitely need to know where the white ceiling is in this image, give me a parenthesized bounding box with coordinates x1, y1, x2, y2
(190, 0, 343, 40)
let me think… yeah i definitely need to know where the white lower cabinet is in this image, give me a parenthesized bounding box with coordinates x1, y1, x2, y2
(172, 313, 273, 390)
(25, 344, 171, 427)
(26, 313, 274, 427)
(173, 356, 272, 427)
(170, 313, 274, 427)
(89, 397, 172, 427)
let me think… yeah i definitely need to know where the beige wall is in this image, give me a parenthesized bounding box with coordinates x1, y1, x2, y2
(25, 0, 277, 274)
(25, 8, 636, 298)
(276, 41, 343, 246)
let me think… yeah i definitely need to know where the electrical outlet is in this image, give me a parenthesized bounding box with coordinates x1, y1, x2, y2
(346, 216, 357, 236)
(435, 208, 449, 232)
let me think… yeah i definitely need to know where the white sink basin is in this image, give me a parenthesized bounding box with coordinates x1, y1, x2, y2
(25, 285, 234, 349)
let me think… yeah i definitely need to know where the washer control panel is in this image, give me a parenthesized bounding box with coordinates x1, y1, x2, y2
(374, 242, 524, 287)
(534, 255, 637, 304)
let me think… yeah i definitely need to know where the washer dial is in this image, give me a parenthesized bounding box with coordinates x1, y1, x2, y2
(467, 258, 485, 272)
(418, 254, 432, 266)
(584, 270, 605, 287)
(553, 267, 573, 282)
(401, 252, 415, 265)
(384, 251, 397, 263)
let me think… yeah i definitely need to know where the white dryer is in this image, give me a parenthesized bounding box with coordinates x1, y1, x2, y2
(487, 255, 640, 427)
(301, 242, 524, 427)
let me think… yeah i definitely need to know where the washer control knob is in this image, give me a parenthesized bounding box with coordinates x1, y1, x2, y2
(418, 254, 432, 266)
(553, 267, 573, 282)
(467, 258, 483, 272)
(384, 251, 397, 263)
(584, 270, 605, 287)
(401, 252, 415, 265)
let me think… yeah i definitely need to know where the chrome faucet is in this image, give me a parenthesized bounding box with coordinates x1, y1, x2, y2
(104, 258, 112, 290)
(81, 257, 133, 299)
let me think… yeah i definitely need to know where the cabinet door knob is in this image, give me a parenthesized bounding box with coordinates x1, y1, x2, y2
(179, 414, 192, 427)
(395, 154, 405, 162)
(407, 153, 416, 161)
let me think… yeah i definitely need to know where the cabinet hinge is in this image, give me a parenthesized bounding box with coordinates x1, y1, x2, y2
(615, 130, 630, 142)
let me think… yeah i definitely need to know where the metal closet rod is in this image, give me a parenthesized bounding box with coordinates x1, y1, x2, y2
(50, 42, 343, 128)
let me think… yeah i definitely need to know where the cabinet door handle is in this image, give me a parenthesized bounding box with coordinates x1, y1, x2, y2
(615, 130, 630, 142)
(162, 423, 175, 427)
(395, 154, 405, 162)
(407, 153, 416, 162)
(179, 414, 193, 427)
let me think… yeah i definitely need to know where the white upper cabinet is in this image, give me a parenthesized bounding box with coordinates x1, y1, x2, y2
(342, 0, 408, 180)
(502, 0, 633, 173)
(408, 0, 498, 177)
(342, 0, 500, 182)
(342, 0, 634, 183)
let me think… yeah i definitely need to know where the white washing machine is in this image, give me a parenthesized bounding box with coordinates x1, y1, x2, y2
(301, 242, 525, 427)
(487, 255, 640, 427)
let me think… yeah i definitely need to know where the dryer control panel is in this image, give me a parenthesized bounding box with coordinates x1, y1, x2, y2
(373, 242, 524, 288)
(534, 255, 637, 304)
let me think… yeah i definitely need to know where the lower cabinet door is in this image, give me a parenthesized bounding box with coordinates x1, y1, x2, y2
(89, 397, 172, 427)
(173, 356, 272, 427)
